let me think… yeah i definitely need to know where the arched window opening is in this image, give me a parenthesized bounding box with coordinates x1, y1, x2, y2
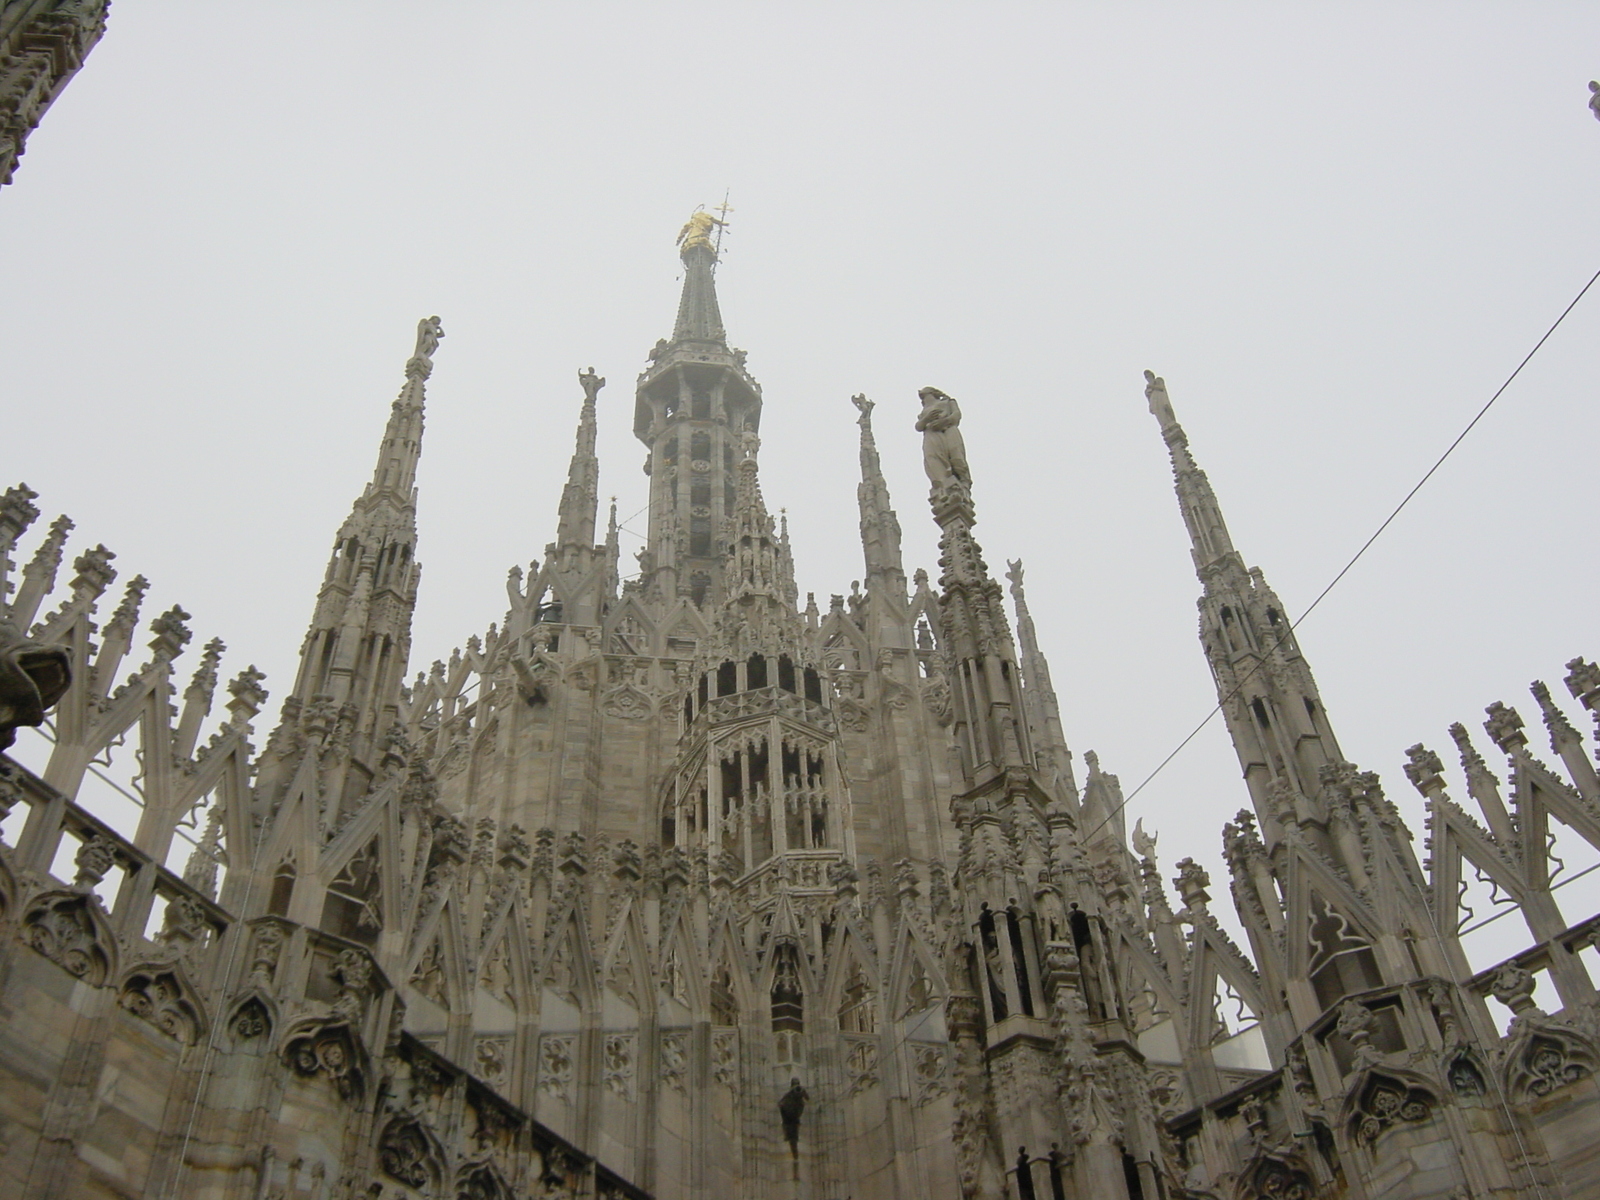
(1304, 698, 1317, 722)
(320, 840, 382, 947)
(1307, 894, 1384, 1011)
(1251, 699, 1271, 730)
(691, 479, 711, 508)
(690, 519, 711, 558)
(778, 655, 796, 693)
(771, 944, 805, 1064)
(1122, 1154, 1146, 1200)
(661, 811, 676, 847)
(747, 654, 768, 690)
(803, 666, 822, 705)
(690, 431, 711, 461)
(268, 859, 296, 917)
(683, 694, 693, 726)
(1070, 909, 1106, 1021)
(1006, 908, 1035, 1016)
(691, 388, 711, 419)
(977, 908, 1009, 1022)
(1266, 607, 1282, 627)
(717, 661, 737, 697)
(689, 572, 710, 608)
(698, 674, 709, 708)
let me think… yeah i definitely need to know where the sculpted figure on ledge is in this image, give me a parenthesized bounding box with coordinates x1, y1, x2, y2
(915, 386, 970, 492)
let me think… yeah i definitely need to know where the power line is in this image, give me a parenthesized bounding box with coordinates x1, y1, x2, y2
(1082, 263, 1600, 843)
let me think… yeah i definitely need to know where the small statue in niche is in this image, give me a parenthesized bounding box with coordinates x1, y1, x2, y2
(915, 386, 970, 490)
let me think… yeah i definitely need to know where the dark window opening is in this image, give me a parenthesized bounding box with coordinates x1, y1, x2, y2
(689, 572, 710, 607)
(698, 675, 709, 708)
(978, 908, 1009, 1021)
(1122, 1155, 1146, 1200)
(690, 431, 711, 461)
(690, 520, 711, 558)
(683, 694, 693, 725)
(1006, 908, 1035, 1016)
(1251, 698, 1271, 730)
(691, 388, 711, 419)
(691, 480, 711, 507)
(661, 814, 676, 847)
(320, 841, 381, 947)
(717, 661, 737, 697)
(803, 666, 822, 704)
(778, 655, 796, 692)
(747, 654, 768, 689)
(268, 861, 296, 917)
(1304, 698, 1317, 721)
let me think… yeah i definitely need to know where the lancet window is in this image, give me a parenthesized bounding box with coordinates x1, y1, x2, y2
(268, 858, 296, 917)
(781, 740, 830, 850)
(711, 964, 739, 1026)
(838, 962, 878, 1034)
(771, 943, 804, 1064)
(1307, 894, 1383, 1011)
(321, 839, 382, 947)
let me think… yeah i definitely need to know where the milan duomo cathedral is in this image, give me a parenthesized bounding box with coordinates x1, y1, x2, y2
(4, 9, 1600, 1200)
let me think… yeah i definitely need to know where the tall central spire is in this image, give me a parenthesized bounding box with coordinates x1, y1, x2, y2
(633, 213, 762, 610)
(672, 210, 727, 344)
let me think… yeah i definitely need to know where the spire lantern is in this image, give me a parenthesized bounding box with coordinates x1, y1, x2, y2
(633, 214, 764, 610)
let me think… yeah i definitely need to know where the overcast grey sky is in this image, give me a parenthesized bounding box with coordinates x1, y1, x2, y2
(4, 4, 1598, 970)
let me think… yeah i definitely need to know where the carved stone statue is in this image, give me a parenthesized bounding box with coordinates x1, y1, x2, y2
(0, 620, 70, 751)
(1144, 369, 1176, 428)
(1590, 80, 1600, 123)
(578, 367, 605, 403)
(915, 386, 969, 490)
(676, 210, 726, 256)
(852, 392, 874, 424)
(414, 316, 444, 360)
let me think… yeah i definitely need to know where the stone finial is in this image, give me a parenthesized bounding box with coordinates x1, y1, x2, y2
(0, 484, 40, 553)
(1530, 681, 1579, 749)
(1483, 702, 1526, 753)
(1173, 858, 1210, 909)
(1490, 962, 1540, 1016)
(1564, 657, 1600, 712)
(147, 606, 193, 663)
(68, 543, 115, 598)
(1403, 744, 1445, 797)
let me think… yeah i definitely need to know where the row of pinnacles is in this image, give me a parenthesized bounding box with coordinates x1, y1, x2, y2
(0, 247, 1597, 1200)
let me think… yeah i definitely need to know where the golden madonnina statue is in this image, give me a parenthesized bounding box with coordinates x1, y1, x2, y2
(676, 210, 726, 257)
